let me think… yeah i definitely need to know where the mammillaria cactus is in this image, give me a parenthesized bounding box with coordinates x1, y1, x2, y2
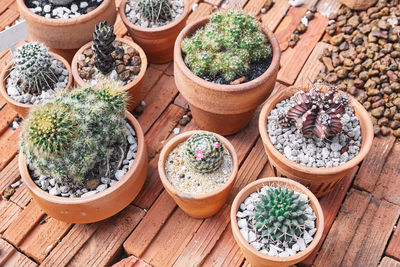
(20, 79, 127, 187)
(283, 86, 350, 139)
(252, 186, 308, 244)
(138, 0, 172, 24)
(184, 133, 224, 173)
(92, 21, 116, 74)
(13, 42, 56, 95)
(181, 10, 272, 82)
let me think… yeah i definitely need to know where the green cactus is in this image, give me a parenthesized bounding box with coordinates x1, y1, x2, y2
(20, 79, 128, 188)
(93, 21, 116, 74)
(138, 0, 172, 25)
(184, 133, 224, 173)
(181, 10, 272, 82)
(252, 186, 308, 244)
(13, 42, 57, 95)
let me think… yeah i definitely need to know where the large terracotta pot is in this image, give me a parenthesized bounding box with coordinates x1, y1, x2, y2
(174, 17, 280, 136)
(231, 177, 324, 267)
(71, 37, 147, 111)
(258, 85, 374, 197)
(158, 130, 238, 218)
(16, 0, 117, 50)
(19, 111, 148, 224)
(337, 0, 377, 10)
(0, 52, 73, 118)
(119, 0, 190, 63)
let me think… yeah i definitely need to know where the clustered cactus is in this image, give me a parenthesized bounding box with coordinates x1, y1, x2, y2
(92, 21, 116, 74)
(181, 10, 272, 82)
(20, 80, 127, 187)
(252, 186, 308, 244)
(13, 42, 57, 95)
(184, 133, 224, 173)
(138, 0, 172, 24)
(280, 86, 351, 139)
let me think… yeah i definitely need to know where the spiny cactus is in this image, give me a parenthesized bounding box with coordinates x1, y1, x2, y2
(252, 186, 308, 244)
(13, 42, 57, 95)
(184, 133, 224, 173)
(283, 86, 350, 139)
(92, 21, 116, 74)
(181, 10, 272, 82)
(20, 79, 127, 188)
(138, 0, 172, 24)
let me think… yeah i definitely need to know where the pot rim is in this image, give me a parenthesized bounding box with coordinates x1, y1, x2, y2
(16, 0, 113, 25)
(230, 177, 324, 263)
(119, 0, 190, 33)
(173, 16, 281, 93)
(71, 37, 147, 91)
(258, 84, 374, 175)
(158, 130, 239, 200)
(0, 51, 73, 109)
(19, 110, 146, 204)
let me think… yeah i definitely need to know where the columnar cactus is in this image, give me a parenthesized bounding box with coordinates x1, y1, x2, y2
(13, 42, 56, 95)
(252, 186, 308, 244)
(92, 21, 116, 74)
(181, 10, 272, 82)
(138, 0, 172, 24)
(184, 133, 224, 173)
(20, 79, 127, 187)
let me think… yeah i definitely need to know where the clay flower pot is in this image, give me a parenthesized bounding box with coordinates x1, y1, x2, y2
(71, 37, 147, 110)
(259, 85, 374, 197)
(231, 177, 324, 267)
(119, 0, 190, 63)
(158, 130, 238, 218)
(0, 52, 73, 118)
(19, 111, 148, 224)
(174, 17, 280, 136)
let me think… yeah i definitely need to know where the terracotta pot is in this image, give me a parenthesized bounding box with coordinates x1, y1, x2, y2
(71, 37, 147, 111)
(258, 85, 374, 197)
(16, 0, 117, 50)
(0, 52, 73, 118)
(231, 177, 324, 267)
(337, 0, 377, 10)
(19, 111, 148, 224)
(174, 17, 280, 136)
(119, 0, 190, 63)
(158, 130, 238, 218)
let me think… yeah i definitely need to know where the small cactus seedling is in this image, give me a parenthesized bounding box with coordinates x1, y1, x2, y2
(13, 42, 57, 95)
(181, 10, 272, 82)
(138, 0, 173, 24)
(92, 21, 116, 74)
(252, 186, 308, 244)
(184, 133, 224, 173)
(283, 86, 350, 139)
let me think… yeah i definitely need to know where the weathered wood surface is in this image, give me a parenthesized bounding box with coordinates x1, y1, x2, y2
(1, 0, 400, 266)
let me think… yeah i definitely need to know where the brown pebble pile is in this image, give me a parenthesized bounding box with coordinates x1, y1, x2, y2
(318, 0, 400, 137)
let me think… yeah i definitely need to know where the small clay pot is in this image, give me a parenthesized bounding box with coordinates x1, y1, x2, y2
(119, 0, 190, 63)
(0, 52, 73, 118)
(337, 0, 377, 10)
(19, 111, 148, 224)
(16, 0, 117, 50)
(158, 130, 238, 218)
(231, 177, 324, 267)
(174, 17, 280, 136)
(71, 37, 147, 111)
(258, 85, 374, 197)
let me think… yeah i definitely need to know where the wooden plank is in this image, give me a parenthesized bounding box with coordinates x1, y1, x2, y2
(313, 189, 371, 267)
(142, 65, 164, 99)
(114, 15, 128, 37)
(386, 222, 400, 261)
(0, 127, 21, 170)
(0, 0, 15, 14)
(150, 63, 170, 72)
(68, 205, 145, 266)
(0, 98, 18, 135)
(221, 0, 248, 10)
(317, 0, 342, 17)
(164, 63, 173, 76)
(8, 1, 19, 12)
(0, 199, 22, 233)
(278, 13, 329, 85)
(0, 52, 12, 74)
(173, 93, 189, 110)
(124, 191, 177, 257)
(9, 183, 32, 208)
(0, 155, 19, 194)
(380, 257, 400, 267)
(243, 0, 265, 16)
(260, 0, 291, 32)
(257, 161, 275, 179)
(353, 136, 396, 193)
(0, 9, 19, 31)
(2, 249, 38, 267)
(173, 204, 231, 267)
(111, 255, 138, 267)
(204, 0, 223, 7)
(187, 3, 213, 24)
(0, 238, 15, 265)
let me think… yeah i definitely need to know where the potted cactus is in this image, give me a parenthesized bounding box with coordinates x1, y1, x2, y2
(0, 42, 72, 118)
(231, 177, 324, 267)
(18, 80, 148, 223)
(174, 10, 280, 135)
(258, 84, 374, 197)
(72, 21, 147, 110)
(119, 0, 190, 63)
(158, 130, 238, 218)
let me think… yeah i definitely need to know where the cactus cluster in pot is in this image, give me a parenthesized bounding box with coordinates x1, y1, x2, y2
(138, 0, 173, 25)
